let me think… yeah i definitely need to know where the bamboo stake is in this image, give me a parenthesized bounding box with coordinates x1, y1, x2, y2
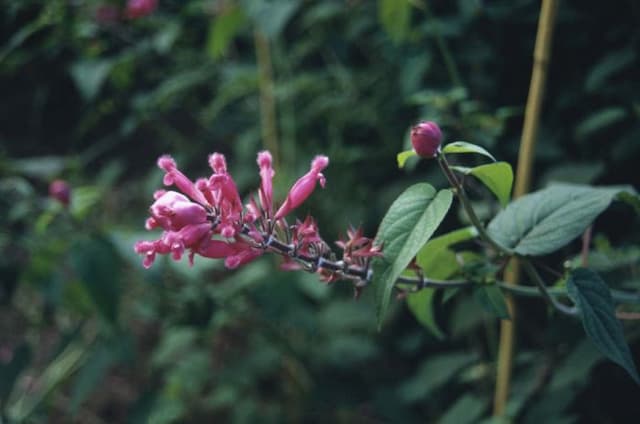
(493, 0, 559, 416)
(254, 31, 279, 166)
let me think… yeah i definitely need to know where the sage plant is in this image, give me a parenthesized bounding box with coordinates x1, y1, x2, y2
(134, 151, 381, 294)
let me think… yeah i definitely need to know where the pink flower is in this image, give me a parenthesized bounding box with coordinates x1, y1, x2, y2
(274, 155, 329, 220)
(208, 153, 242, 212)
(224, 241, 263, 269)
(134, 148, 381, 289)
(157, 155, 210, 207)
(49, 180, 71, 207)
(146, 191, 208, 231)
(125, 0, 157, 19)
(411, 121, 442, 158)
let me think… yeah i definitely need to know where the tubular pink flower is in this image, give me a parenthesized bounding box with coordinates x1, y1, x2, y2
(208, 153, 242, 211)
(197, 239, 238, 259)
(157, 155, 210, 206)
(274, 155, 329, 220)
(257, 151, 274, 216)
(224, 242, 262, 269)
(134, 240, 170, 269)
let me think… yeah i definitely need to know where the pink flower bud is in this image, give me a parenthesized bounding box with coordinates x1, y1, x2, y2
(257, 151, 275, 215)
(411, 121, 442, 158)
(125, 0, 157, 19)
(49, 180, 71, 207)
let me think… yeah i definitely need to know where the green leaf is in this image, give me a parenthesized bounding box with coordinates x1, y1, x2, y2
(70, 236, 121, 324)
(242, 0, 300, 38)
(407, 289, 444, 339)
(397, 149, 417, 168)
(575, 107, 627, 140)
(487, 184, 633, 256)
(417, 226, 478, 268)
(474, 285, 510, 320)
(70, 59, 114, 101)
(372, 184, 453, 327)
(0, 343, 31, 405)
(585, 48, 635, 92)
(8, 338, 89, 422)
(416, 227, 478, 280)
(406, 228, 477, 338)
(70, 343, 116, 414)
(442, 141, 496, 161)
(566, 268, 640, 385)
(454, 162, 513, 207)
(206, 6, 246, 59)
(378, 0, 411, 42)
(398, 352, 478, 403)
(439, 394, 488, 424)
(11, 156, 67, 180)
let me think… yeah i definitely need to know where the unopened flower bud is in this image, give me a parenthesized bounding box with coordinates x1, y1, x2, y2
(411, 121, 442, 158)
(49, 180, 71, 207)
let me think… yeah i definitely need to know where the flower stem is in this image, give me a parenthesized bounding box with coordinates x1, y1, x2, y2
(437, 154, 510, 256)
(520, 260, 578, 316)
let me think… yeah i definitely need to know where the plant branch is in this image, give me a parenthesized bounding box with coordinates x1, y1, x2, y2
(437, 154, 511, 256)
(521, 260, 578, 316)
(395, 272, 640, 306)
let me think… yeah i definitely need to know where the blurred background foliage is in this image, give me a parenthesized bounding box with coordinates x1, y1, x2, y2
(1, 0, 639, 422)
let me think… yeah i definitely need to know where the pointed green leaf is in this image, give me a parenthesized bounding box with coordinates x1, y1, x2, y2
(466, 162, 513, 207)
(567, 268, 640, 385)
(70, 59, 113, 101)
(407, 289, 444, 339)
(397, 149, 417, 168)
(406, 227, 479, 337)
(372, 184, 453, 327)
(442, 141, 496, 161)
(474, 285, 510, 320)
(206, 6, 246, 59)
(451, 162, 513, 207)
(416, 226, 478, 280)
(416, 226, 479, 268)
(488, 184, 634, 256)
(439, 394, 487, 424)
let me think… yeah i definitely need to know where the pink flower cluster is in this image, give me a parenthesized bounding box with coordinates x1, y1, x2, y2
(134, 151, 381, 286)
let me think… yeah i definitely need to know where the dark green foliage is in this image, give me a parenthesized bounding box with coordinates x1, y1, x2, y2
(1, 0, 639, 422)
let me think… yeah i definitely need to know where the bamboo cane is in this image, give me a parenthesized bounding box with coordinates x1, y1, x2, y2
(493, 0, 559, 416)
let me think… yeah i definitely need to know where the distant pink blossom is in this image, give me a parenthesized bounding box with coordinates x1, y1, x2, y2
(49, 180, 71, 207)
(125, 0, 158, 19)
